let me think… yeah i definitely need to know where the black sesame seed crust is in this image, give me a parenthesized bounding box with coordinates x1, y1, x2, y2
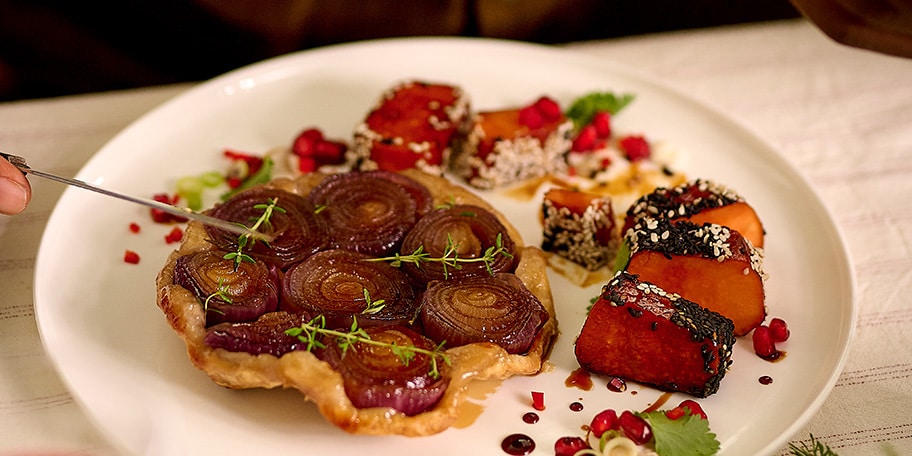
(603, 271, 735, 397)
(625, 179, 743, 222)
(541, 196, 618, 270)
(625, 216, 766, 278)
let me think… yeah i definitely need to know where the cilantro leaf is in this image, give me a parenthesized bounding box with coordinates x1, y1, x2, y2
(640, 411, 720, 456)
(565, 91, 636, 128)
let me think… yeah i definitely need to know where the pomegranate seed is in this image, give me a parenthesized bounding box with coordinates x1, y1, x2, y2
(572, 125, 598, 152)
(533, 96, 562, 121)
(554, 436, 589, 456)
(518, 105, 544, 129)
(164, 226, 184, 244)
(123, 250, 140, 264)
(619, 411, 653, 445)
(530, 391, 545, 411)
(664, 406, 686, 421)
(591, 111, 612, 138)
(313, 140, 346, 162)
(129, 222, 141, 234)
(589, 409, 619, 438)
(677, 400, 707, 420)
(769, 317, 790, 342)
(752, 325, 778, 358)
(297, 156, 317, 173)
(600, 157, 613, 169)
(292, 135, 315, 158)
(223, 149, 263, 174)
(226, 176, 243, 189)
(619, 135, 651, 161)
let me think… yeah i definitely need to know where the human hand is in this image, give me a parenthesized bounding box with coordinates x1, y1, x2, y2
(790, 0, 912, 58)
(0, 156, 31, 214)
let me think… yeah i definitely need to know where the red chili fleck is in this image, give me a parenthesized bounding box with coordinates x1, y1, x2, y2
(531, 391, 545, 411)
(164, 226, 184, 244)
(129, 222, 141, 234)
(123, 250, 140, 264)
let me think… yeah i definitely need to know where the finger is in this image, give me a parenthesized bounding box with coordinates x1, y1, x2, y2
(0, 158, 31, 215)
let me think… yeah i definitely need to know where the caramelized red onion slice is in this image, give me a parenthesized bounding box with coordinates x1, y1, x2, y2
(173, 251, 279, 325)
(204, 311, 307, 356)
(305, 171, 419, 256)
(399, 204, 516, 284)
(206, 187, 328, 269)
(368, 170, 434, 217)
(282, 249, 419, 329)
(419, 273, 548, 354)
(316, 325, 449, 416)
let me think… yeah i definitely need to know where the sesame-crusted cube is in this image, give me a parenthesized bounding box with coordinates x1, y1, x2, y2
(575, 271, 735, 398)
(623, 179, 765, 249)
(349, 81, 471, 175)
(621, 217, 767, 336)
(450, 104, 572, 189)
(541, 188, 619, 271)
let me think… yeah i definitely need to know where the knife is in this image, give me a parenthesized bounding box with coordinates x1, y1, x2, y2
(1, 151, 270, 241)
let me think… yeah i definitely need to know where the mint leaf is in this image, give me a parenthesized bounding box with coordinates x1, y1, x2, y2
(641, 411, 720, 456)
(565, 92, 635, 128)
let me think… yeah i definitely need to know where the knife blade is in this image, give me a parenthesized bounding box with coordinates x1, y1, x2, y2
(1, 151, 270, 241)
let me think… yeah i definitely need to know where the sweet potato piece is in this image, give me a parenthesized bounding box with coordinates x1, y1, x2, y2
(450, 106, 572, 189)
(623, 218, 766, 336)
(541, 188, 618, 270)
(623, 179, 765, 248)
(350, 81, 470, 174)
(575, 272, 735, 397)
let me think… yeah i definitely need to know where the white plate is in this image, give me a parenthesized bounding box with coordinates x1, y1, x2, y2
(34, 37, 855, 456)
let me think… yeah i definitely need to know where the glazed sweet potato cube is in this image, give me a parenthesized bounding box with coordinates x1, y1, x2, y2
(450, 101, 572, 189)
(350, 81, 470, 174)
(541, 188, 618, 270)
(622, 217, 767, 336)
(623, 179, 765, 248)
(575, 271, 735, 398)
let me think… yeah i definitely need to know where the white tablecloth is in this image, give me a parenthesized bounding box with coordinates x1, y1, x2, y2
(1, 19, 910, 455)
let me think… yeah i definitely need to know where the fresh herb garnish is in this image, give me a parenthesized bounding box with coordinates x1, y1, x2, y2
(202, 277, 230, 315)
(285, 315, 450, 378)
(360, 288, 386, 315)
(789, 434, 838, 456)
(640, 410, 720, 456)
(565, 91, 636, 129)
(221, 155, 275, 200)
(366, 232, 513, 279)
(222, 197, 285, 270)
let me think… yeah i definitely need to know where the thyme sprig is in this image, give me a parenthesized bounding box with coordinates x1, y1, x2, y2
(366, 232, 512, 279)
(360, 288, 386, 315)
(223, 197, 285, 270)
(285, 315, 450, 379)
(202, 278, 230, 315)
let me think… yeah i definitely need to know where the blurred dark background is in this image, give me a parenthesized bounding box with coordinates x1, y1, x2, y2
(0, 0, 801, 102)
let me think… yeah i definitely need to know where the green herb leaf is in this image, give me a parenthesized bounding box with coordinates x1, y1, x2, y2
(789, 434, 838, 456)
(565, 91, 635, 129)
(221, 155, 275, 200)
(640, 411, 720, 456)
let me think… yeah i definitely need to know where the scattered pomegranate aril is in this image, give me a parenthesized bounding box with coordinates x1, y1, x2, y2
(129, 222, 141, 234)
(123, 250, 140, 264)
(591, 111, 612, 138)
(677, 400, 707, 420)
(664, 406, 686, 421)
(752, 325, 778, 358)
(297, 156, 318, 173)
(589, 409, 620, 438)
(572, 125, 598, 152)
(619, 135, 651, 161)
(769, 317, 790, 342)
(226, 176, 243, 189)
(165, 226, 184, 244)
(530, 391, 545, 411)
(518, 105, 544, 129)
(533, 96, 562, 121)
(223, 149, 263, 175)
(150, 193, 186, 224)
(554, 436, 589, 456)
(618, 410, 653, 445)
